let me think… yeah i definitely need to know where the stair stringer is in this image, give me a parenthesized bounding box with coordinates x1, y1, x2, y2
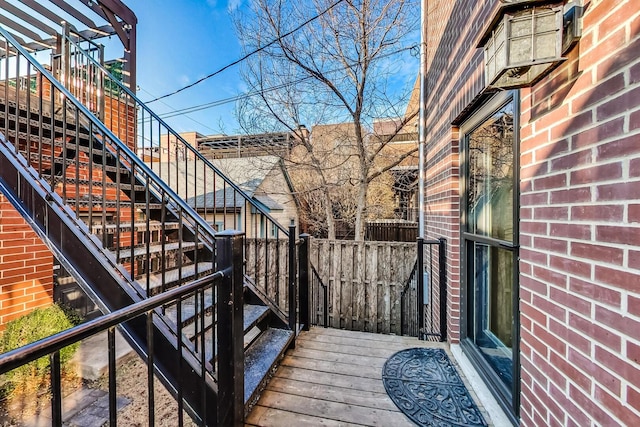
(0, 136, 218, 425)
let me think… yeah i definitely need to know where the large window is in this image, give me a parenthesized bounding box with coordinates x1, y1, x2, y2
(461, 91, 519, 418)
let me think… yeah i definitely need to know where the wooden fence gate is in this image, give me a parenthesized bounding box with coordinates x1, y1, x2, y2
(308, 239, 416, 335)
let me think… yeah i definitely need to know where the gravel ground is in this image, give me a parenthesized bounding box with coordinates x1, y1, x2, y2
(90, 354, 198, 427)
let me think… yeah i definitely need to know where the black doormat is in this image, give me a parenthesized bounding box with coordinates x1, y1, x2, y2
(382, 348, 488, 427)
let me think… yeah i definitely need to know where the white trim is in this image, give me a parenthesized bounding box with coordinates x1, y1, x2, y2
(451, 344, 514, 427)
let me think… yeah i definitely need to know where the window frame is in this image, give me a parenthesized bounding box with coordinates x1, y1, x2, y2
(459, 90, 521, 421)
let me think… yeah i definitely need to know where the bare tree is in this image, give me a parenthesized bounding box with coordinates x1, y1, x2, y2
(234, 0, 419, 239)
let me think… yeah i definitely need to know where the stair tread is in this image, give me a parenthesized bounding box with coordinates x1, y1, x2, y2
(67, 198, 164, 210)
(44, 176, 146, 192)
(186, 304, 274, 363)
(164, 291, 214, 325)
(92, 221, 181, 233)
(244, 327, 294, 405)
(28, 152, 128, 174)
(118, 241, 202, 259)
(146, 262, 214, 290)
(244, 304, 270, 332)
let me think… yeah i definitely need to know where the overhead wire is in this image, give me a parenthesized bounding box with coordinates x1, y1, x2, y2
(146, 0, 347, 103)
(150, 44, 417, 121)
(137, 86, 219, 132)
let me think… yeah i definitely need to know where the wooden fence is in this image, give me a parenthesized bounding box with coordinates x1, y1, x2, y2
(309, 239, 416, 335)
(365, 221, 418, 242)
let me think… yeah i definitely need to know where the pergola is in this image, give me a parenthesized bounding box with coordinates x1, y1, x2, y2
(0, 0, 137, 90)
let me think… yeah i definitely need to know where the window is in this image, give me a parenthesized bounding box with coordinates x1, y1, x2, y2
(460, 91, 520, 418)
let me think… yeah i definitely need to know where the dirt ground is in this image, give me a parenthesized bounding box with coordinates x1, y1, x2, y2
(90, 354, 198, 427)
(0, 355, 199, 426)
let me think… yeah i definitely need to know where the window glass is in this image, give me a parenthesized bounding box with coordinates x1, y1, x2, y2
(466, 103, 514, 242)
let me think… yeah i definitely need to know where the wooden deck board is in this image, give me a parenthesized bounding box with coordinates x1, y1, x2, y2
(245, 327, 451, 426)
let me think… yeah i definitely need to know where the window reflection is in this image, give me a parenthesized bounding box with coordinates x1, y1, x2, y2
(467, 104, 514, 242)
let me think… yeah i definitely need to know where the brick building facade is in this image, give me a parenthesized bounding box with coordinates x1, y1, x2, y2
(421, 0, 640, 424)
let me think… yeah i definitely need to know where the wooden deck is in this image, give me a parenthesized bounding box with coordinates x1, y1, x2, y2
(246, 327, 463, 426)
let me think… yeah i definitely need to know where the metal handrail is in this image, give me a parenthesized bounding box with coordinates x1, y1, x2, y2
(13, 30, 216, 243)
(0, 272, 222, 374)
(61, 31, 289, 235)
(58, 28, 295, 321)
(0, 27, 217, 257)
(0, 22, 218, 365)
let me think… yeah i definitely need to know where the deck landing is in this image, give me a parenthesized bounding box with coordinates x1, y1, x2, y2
(246, 327, 490, 426)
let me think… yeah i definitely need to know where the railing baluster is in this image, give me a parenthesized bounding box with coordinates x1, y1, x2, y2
(3, 38, 8, 141)
(62, 98, 68, 202)
(26, 61, 31, 166)
(108, 327, 117, 426)
(50, 351, 63, 425)
(417, 237, 424, 340)
(176, 297, 184, 427)
(14, 53, 18, 154)
(438, 237, 447, 342)
(115, 146, 121, 262)
(87, 121, 94, 226)
(145, 175, 151, 293)
(161, 191, 167, 296)
(147, 311, 155, 426)
(74, 108, 80, 217)
(37, 71, 43, 174)
(200, 285, 206, 417)
(288, 221, 297, 335)
(102, 126, 108, 247)
(129, 162, 135, 280)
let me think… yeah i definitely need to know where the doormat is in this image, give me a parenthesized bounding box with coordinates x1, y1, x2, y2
(382, 348, 488, 427)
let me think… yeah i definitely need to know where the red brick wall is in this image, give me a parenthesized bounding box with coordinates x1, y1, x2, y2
(423, 0, 640, 424)
(519, 0, 640, 425)
(422, 0, 494, 343)
(0, 195, 54, 331)
(104, 96, 137, 151)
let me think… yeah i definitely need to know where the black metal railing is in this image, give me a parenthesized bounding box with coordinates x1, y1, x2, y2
(400, 259, 419, 337)
(0, 25, 216, 295)
(309, 263, 329, 328)
(55, 28, 294, 320)
(0, 232, 247, 426)
(400, 237, 447, 341)
(0, 24, 243, 425)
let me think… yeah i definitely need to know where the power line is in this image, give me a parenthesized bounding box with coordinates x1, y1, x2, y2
(153, 45, 417, 120)
(147, 0, 347, 104)
(138, 86, 219, 132)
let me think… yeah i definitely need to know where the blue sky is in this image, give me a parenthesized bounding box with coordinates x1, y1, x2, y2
(117, 0, 418, 136)
(124, 0, 248, 135)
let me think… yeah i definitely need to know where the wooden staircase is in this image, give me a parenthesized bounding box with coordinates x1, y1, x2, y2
(0, 25, 299, 425)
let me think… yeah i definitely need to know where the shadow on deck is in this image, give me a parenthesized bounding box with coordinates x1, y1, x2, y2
(246, 327, 493, 426)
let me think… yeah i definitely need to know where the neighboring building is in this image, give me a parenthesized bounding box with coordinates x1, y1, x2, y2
(152, 156, 298, 237)
(197, 131, 301, 159)
(288, 121, 419, 238)
(141, 129, 301, 164)
(419, 0, 640, 425)
(373, 119, 420, 222)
